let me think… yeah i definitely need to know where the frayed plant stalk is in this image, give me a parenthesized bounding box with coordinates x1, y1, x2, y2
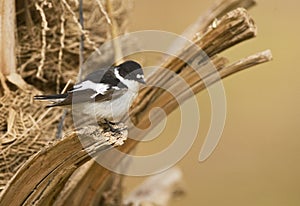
(56, 8, 272, 206)
(0, 1, 131, 202)
(182, 0, 257, 39)
(0, 126, 128, 206)
(0, 0, 132, 195)
(0, 0, 16, 77)
(0, 0, 27, 90)
(57, 2, 66, 93)
(35, 1, 50, 81)
(0, 6, 272, 206)
(95, 0, 112, 25)
(0, 0, 272, 205)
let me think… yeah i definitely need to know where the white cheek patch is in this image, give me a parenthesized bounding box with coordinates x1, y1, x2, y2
(72, 80, 109, 98)
(136, 74, 144, 79)
(115, 68, 139, 91)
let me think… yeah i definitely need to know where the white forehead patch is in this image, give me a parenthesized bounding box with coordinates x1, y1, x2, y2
(72, 80, 109, 98)
(136, 74, 144, 79)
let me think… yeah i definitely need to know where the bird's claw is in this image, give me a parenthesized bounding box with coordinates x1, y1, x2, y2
(103, 119, 127, 134)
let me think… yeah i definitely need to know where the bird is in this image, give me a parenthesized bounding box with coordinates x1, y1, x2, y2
(34, 60, 146, 130)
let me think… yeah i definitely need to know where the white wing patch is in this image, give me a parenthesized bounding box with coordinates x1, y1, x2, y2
(112, 86, 120, 90)
(72, 80, 109, 98)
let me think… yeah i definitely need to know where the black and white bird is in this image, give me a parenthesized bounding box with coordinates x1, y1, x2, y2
(34, 60, 146, 125)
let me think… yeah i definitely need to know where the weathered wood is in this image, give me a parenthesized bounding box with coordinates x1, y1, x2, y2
(0, 1, 272, 206)
(182, 0, 256, 39)
(0, 0, 28, 89)
(0, 0, 16, 76)
(0, 127, 127, 206)
(137, 8, 257, 115)
(55, 8, 271, 206)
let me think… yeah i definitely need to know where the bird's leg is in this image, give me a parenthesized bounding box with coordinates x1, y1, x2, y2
(104, 119, 115, 131)
(107, 120, 123, 125)
(104, 119, 127, 133)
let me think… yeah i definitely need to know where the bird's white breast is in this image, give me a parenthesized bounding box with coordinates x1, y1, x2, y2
(82, 81, 139, 121)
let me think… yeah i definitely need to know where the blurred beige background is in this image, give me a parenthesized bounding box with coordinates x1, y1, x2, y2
(124, 0, 300, 205)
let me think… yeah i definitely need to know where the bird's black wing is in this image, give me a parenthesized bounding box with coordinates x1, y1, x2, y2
(35, 67, 128, 107)
(83, 67, 127, 88)
(45, 88, 127, 107)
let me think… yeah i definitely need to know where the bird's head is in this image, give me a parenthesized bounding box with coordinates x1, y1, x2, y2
(116, 60, 146, 85)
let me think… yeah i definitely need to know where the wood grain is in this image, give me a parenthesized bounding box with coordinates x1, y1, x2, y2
(0, 1, 272, 205)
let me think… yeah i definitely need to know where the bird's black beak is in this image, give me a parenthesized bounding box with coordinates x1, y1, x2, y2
(138, 78, 146, 85)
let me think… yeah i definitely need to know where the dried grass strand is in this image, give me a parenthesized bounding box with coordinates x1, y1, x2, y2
(34, 1, 50, 82)
(95, 0, 112, 25)
(57, 2, 66, 93)
(61, 0, 101, 55)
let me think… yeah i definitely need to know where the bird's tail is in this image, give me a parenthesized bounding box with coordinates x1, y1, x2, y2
(34, 94, 68, 107)
(34, 94, 68, 100)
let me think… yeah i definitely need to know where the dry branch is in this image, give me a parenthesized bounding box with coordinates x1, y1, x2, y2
(0, 0, 16, 76)
(0, 0, 132, 197)
(0, 126, 127, 206)
(182, 0, 256, 39)
(52, 7, 271, 206)
(0, 1, 273, 206)
(0, 0, 28, 89)
(135, 8, 257, 123)
(58, 9, 270, 206)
